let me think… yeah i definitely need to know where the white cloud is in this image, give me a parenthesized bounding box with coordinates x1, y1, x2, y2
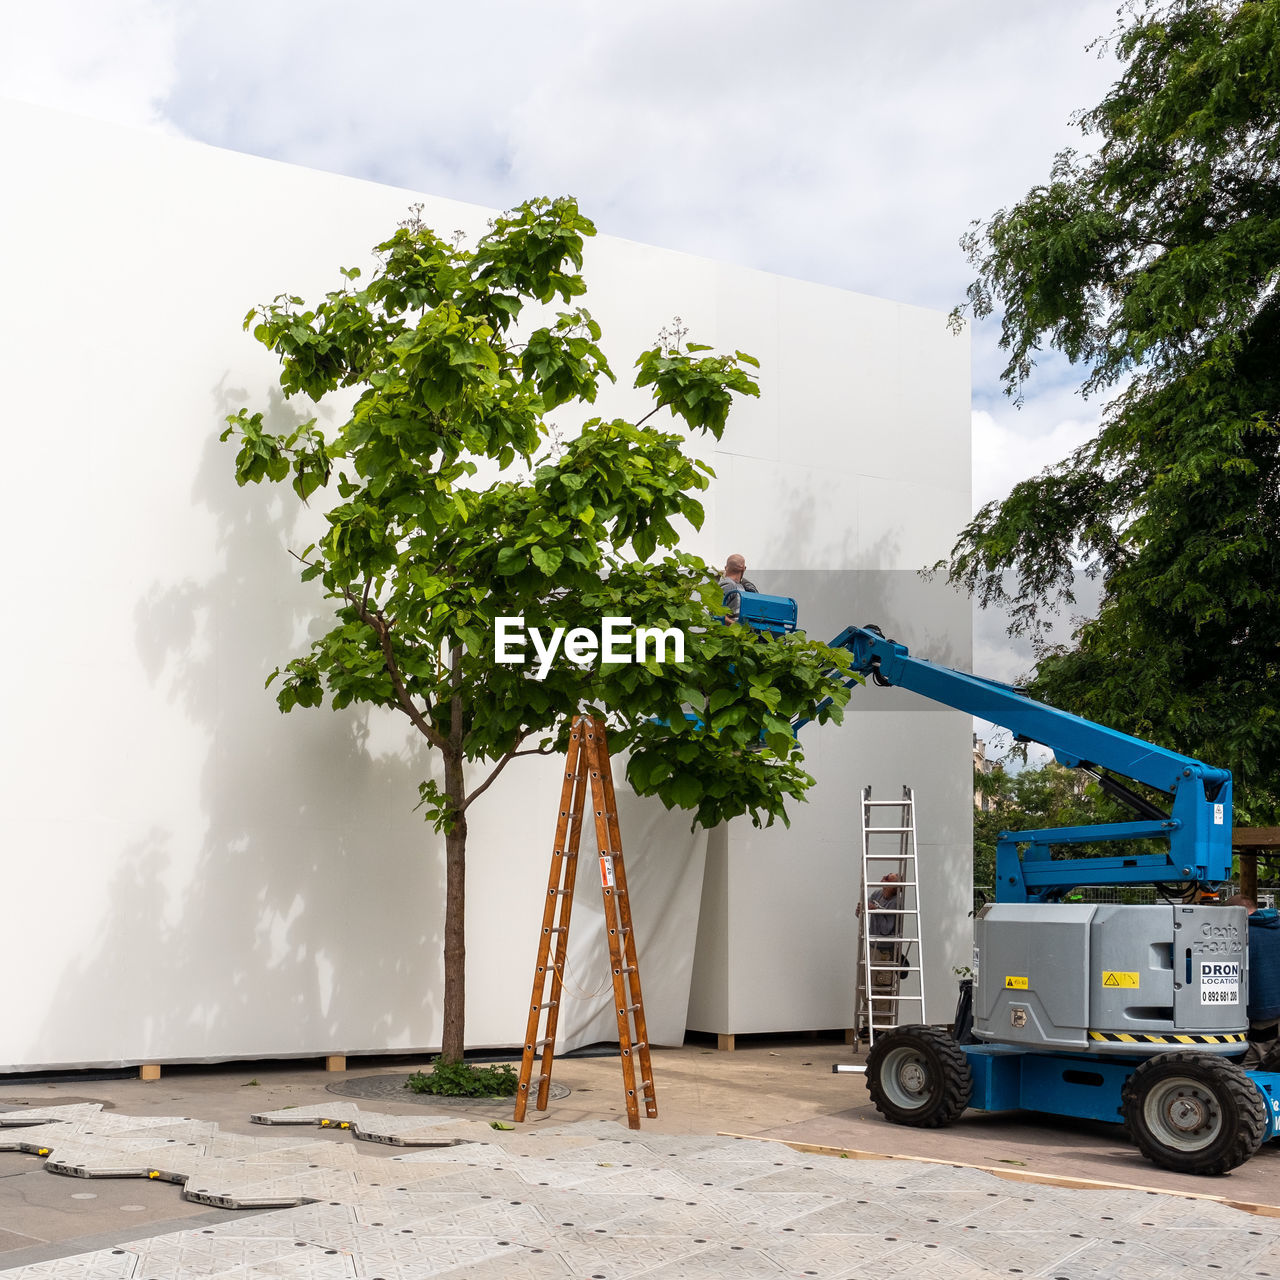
(971, 403, 1100, 513)
(0, 0, 180, 131)
(148, 0, 1121, 313)
(4, 1, 1125, 335)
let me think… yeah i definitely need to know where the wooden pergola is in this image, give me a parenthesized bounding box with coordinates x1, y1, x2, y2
(1234, 828, 1280, 899)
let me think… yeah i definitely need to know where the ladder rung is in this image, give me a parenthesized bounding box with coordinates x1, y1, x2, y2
(866, 827, 914, 833)
(619, 1003, 643, 1013)
(532, 1001, 558, 1010)
(863, 800, 913, 807)
(530, 1038, 553, 1050)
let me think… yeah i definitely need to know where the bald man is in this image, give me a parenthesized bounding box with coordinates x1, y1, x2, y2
(718, 553, 758, 622)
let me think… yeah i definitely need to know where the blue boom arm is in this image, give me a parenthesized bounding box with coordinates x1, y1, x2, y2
(791, 621, 1234, 902)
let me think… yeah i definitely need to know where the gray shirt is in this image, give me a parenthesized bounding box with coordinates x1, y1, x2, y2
(867, 887, 902, 938)
(719, 574, 758, 621)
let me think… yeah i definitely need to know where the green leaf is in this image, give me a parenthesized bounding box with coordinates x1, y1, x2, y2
(529, 544, 564, 575)
(496, 547, 527, 575)
(666, 774, 703, 808)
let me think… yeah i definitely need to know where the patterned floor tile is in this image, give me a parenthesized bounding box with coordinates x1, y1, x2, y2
(4, 1111, 1280, 1280)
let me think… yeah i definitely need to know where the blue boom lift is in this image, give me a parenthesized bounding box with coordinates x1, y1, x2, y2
(737, 599, 1280, 1175)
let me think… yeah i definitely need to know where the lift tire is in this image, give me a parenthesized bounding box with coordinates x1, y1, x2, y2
(1121, 1051, 1267, 1176)
(866, 1025, 972, 1128)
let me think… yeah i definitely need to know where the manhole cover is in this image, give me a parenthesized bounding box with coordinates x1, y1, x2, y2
(326, 1074, 569, 1105)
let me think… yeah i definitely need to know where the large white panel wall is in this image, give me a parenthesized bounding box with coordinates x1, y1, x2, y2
(0, 98, 970, 1070)
(686, 273, 975, 1037)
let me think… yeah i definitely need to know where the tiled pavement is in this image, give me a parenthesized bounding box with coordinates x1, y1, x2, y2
(1, 1103, 1278, 1279)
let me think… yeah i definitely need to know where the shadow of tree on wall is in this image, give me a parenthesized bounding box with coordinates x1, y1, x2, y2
(30, 377, 446, 1068)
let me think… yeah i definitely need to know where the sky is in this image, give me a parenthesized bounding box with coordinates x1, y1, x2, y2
(3, 0, 1125, 743)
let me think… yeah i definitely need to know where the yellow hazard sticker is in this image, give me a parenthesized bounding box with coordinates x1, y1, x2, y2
(1102, 971, 1140, 988)
(1004, 976, 1028, 989)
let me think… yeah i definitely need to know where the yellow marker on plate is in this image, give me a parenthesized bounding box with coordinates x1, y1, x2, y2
(1102, 971, 1140, 988)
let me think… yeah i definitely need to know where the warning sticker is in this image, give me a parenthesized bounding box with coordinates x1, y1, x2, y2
(599, 856, 616, 889)
(1200, 960, 1240, 1005)
(1005, 976, 1028, 989)
(1102, 971, 1140, 989)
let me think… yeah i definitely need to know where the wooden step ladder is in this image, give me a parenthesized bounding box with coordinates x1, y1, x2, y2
(853, 784, 927, 1051)
(514, 715, 657, 1129)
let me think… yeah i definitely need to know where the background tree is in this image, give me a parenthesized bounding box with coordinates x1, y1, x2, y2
(948, 0, 1280, 822)
(973, 761, 1116, 894)
(223, 197, 852, 1063)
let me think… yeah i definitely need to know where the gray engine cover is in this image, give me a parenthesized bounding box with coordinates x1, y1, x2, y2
(973, 903, 1247, 1056)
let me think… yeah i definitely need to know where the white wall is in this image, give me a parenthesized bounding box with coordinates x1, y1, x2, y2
(0, 98, 970, 1070)
(684, 277, 975, 1036)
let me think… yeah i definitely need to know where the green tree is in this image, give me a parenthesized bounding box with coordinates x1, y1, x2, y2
(973, 762, 1100, 892)
(948, 0, 1280, 822)
(222, 197, 851, 1062)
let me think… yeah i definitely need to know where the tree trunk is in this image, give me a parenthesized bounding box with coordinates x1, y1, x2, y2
(1239, 851, 1258, 903)
(439, 642, 468, 1065)
(440, 742, 468, 1064)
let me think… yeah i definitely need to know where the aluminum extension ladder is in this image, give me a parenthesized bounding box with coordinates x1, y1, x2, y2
(853, 785, 927, 1050)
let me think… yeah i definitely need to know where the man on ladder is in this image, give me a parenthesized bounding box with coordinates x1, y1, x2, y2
(863, 872, 904, 1029)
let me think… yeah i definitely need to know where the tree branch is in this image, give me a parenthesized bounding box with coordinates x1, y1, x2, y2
(462, 737, 556, 813)
(347, 588, 448, 752)
(285, 549, 448, 752)
(446, 642, 467, 752)
(379, 625, 448, 750)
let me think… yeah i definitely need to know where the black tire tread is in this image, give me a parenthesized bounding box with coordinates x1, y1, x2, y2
(866, 1024, 972, 1129)
(1121, 1050, 1266, 1176)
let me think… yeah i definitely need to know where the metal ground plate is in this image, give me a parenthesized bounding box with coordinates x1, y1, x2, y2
(3, 1108, 1280, 1278)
